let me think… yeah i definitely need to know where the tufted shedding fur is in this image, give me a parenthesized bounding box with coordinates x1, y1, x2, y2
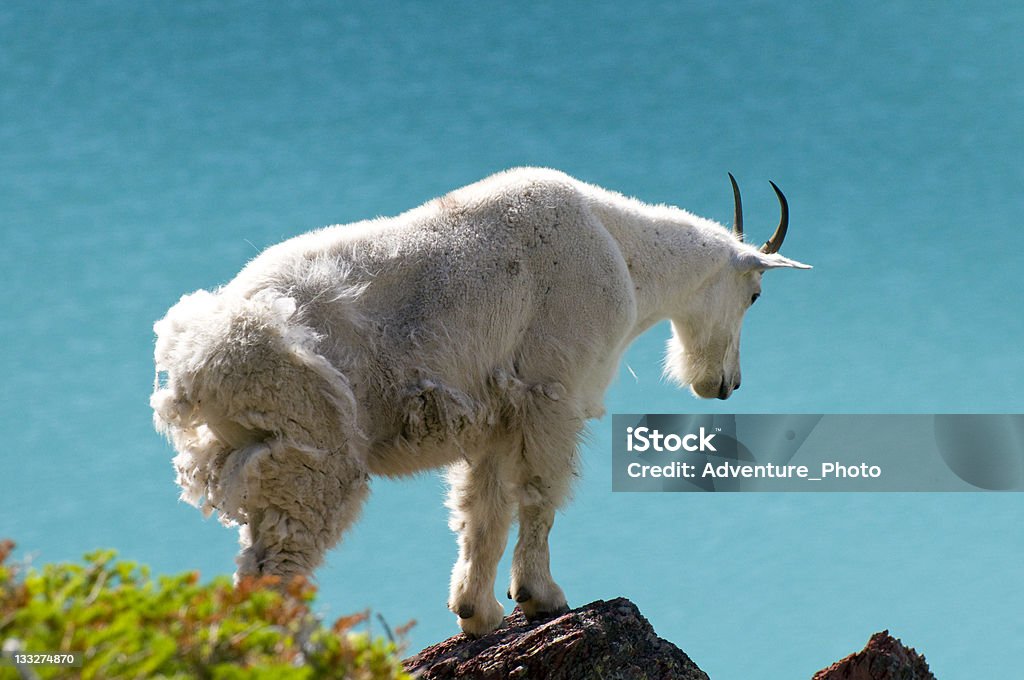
(151, 167, 810, 636)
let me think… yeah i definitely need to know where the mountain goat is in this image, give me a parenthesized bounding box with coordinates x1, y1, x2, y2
(151, 168, 810, 636)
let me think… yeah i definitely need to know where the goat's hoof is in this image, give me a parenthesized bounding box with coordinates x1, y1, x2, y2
(513, 581, 568, 622)
(511, 586, 532, 603)
(505, 577, 565, 622)
(453, 597, 504, 638)
(523, 602, 570, 622)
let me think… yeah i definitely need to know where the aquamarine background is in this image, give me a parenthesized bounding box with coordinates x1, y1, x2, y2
(2, 2, 1021, 677)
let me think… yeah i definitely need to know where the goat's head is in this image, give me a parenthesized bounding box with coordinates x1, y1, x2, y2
(665, 175, 812, 400)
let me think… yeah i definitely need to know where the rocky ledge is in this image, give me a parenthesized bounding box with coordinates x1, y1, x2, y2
(813, 630, 935, 680)
(403, 599, 935, 679)
(403, 597, 708, 680)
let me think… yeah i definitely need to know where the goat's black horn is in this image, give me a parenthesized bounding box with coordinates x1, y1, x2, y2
(760, 181, 789, 254)
(728, 173, 743, 240)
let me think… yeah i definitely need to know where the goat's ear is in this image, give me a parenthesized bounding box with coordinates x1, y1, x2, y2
(734, 251, 813, 271)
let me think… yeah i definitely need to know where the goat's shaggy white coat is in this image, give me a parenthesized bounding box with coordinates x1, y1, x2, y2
(152, 168, 809, 636)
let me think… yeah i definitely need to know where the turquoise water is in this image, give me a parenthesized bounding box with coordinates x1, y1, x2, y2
(2, 1, 1022, 676)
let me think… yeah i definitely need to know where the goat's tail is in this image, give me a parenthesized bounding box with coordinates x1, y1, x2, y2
(150, 288, 363, 525)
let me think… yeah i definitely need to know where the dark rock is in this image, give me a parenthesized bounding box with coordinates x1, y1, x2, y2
(812, 630, 936, 680)
(403, 597, 709, 680)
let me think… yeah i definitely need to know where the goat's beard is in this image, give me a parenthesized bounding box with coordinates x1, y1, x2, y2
(663, 324, 725, 397)
(662, 331, 693, 388)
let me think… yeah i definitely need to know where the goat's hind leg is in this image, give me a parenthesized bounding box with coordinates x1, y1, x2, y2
(446, 454, 515, 637)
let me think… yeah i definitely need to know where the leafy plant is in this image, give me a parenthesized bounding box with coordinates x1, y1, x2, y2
(0, 540, 411, 679)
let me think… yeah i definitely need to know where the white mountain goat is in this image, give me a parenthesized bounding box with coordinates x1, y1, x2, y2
(151, 168, 810, 636)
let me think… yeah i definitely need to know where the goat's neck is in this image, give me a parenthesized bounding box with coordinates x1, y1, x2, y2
(590, 199, 735, 340)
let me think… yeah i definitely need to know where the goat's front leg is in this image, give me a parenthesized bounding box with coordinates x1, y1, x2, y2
(446, 456, 514, 637)
(508, 398, 577, 621)
(509, 478, 570, 620)
(234, 440, 369, 582)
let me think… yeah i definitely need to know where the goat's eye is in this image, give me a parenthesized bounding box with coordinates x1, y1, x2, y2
(750, 293, 760, 305)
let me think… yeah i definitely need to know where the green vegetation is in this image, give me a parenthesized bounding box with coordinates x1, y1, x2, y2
(0, 540, 410, 679)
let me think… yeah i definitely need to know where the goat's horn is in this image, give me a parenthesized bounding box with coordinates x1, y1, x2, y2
(728, 173, 743, 240)
(760, 181, 789, 254)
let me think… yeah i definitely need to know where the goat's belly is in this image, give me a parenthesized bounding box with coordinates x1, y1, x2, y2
(364, 436, 468, 477)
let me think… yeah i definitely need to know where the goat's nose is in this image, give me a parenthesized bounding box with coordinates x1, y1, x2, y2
(733, 381, 741, 391)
